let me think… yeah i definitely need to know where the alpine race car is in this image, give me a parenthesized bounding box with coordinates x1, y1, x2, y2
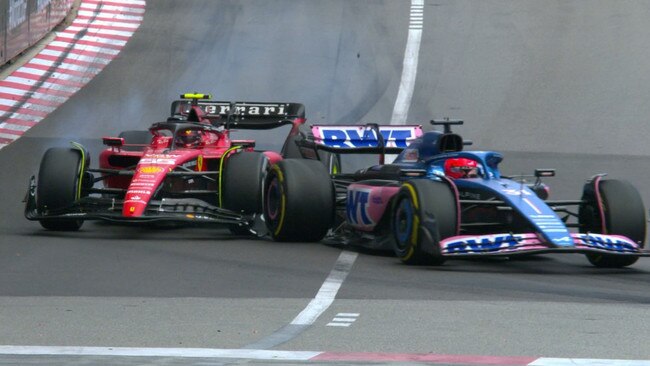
(263, 119, 650, 268)
(25, 93, 306, 234)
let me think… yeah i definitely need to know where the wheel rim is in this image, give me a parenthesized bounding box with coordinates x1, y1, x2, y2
(265, 177, 281, 223)
(394, 197, 414, 250)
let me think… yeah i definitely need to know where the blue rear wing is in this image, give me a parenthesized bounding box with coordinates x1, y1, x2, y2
(308, 124, 423, 154)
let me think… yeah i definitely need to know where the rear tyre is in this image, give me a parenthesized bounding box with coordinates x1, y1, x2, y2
(579, 179, 646, 268)
(392, 179, 458, 265)
(222, 151, 267, 215)
(118, 130, 151, 151)
(264, 159, 334, 242)
(37, 147, 86, 231)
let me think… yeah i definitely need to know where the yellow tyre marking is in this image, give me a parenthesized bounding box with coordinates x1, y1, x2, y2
(71, 142, 86, 200)
(403, 183, 419, 210)
(272, 165, 287, 237)
(218, 146, 242, 207)
(197, 155, 204, 171)
(400, 183, 420, 261)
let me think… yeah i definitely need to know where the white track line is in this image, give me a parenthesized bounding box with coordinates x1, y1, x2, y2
(290, 251, 358, 325)
(0, 346, 320, 361)
(390, 0, 424, 125)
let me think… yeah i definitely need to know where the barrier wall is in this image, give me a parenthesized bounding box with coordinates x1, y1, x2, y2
(0, 0, 74, 65)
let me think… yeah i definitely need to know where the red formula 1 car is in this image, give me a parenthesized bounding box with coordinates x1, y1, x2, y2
(25, 93, 306, 234)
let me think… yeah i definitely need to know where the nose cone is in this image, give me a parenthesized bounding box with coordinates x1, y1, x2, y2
(123, 194, 148, 217)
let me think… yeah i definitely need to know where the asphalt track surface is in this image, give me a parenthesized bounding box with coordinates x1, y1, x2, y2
(2, 1, 650, 365)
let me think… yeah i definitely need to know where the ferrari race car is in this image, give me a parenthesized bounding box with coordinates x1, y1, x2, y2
(25, 93, 306, 234)
(263, 119, 650, 268)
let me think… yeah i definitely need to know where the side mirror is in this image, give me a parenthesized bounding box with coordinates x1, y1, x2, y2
(535, 169, 555, 178)
(102, 137, 124, 147)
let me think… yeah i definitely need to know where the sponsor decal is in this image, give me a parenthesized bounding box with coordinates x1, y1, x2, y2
(202, 103, 286, 116)
(139, 157, 176, 165)
(574, 233, 638, 251)
(443, 234, 525, 254)
(130, 182, 155, 187)
(522, 197, 542, 214)
(502, 188, 532, 196)
(139, 166, 164, 174)
(315, 126, 419, 149)
(128, 190, 151, 195)
(136, 174, 155, 179)
(346, 189, 373, 226)
(125, 199, 146, 205)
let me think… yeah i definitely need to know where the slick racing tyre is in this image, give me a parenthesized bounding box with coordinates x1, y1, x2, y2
(222, 151, 267, 215)
(579, 178, 646, 268)
(264, 159, 335, 242)
(392, 179, 458, 265)
(118, 130, 151, 151)
(36, 147, 87, 231)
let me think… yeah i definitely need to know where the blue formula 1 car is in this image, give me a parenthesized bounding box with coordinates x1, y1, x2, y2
(263, 119, 649, 268)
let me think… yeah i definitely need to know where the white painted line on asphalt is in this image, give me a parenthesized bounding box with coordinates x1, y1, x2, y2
(332, 317, 357, 322)
(390, 0, 424, 125)
(327, 312, 359, 327)
(0, 346, 320, 361)
(290, 251, 358, 325)
(326, 322, 351, 327)
(337, 312, 360, 317)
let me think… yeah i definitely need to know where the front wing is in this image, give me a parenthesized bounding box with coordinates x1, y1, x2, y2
(24, 177, 252, 228)
(440, 232, 650, 257)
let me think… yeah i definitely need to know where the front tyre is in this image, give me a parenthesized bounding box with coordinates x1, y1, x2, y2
(222, 151, 267, 215)
(264, 159, 334, 242)
(579, 178, 646, 268)
(392, 179, 458, 265)
(36, 147, 86, 231)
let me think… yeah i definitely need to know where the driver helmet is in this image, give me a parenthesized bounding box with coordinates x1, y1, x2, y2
(444, 158, 479, 179)
(177, 129, 201, 147)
